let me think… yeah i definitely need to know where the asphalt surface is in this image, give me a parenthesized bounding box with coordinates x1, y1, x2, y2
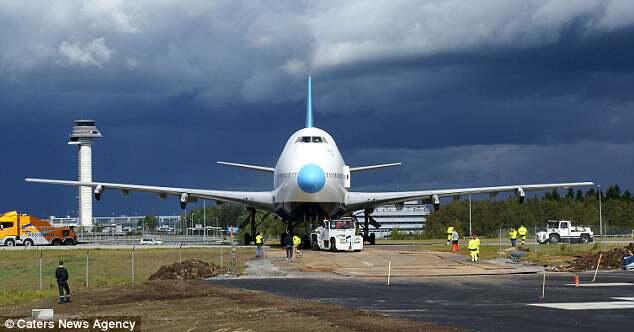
(212, 271, 634, 332)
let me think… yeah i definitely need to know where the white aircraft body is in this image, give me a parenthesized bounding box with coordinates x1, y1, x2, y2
(26, 77, 593, 243)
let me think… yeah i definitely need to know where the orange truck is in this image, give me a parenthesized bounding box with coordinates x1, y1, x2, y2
(0, 211, 78, 247)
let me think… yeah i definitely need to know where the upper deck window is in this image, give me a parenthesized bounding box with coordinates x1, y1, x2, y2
(76, 121, 95, 127)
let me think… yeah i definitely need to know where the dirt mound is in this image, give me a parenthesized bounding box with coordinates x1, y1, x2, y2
(149, 259, 226, 280)
(554, 243, 634, 272)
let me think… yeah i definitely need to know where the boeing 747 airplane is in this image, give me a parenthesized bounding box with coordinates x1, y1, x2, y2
(27, 77, 593, 244)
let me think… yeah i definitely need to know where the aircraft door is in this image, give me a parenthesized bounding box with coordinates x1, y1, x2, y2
(343, 165, 350, 188)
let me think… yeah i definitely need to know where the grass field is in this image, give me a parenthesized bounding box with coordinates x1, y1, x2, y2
(0, 247, 254, 305)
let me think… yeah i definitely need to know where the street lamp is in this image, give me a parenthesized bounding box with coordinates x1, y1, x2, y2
(469, 194, 472, 236)
(598, 184, 603, 237)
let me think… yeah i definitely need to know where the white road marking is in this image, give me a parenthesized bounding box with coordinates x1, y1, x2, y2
(612, 297, 634, 301)
(361, 261, 374, 267)
(528, 302, 634, 310)
(373, 309, 428, 312)
(564, 282, 634, 287)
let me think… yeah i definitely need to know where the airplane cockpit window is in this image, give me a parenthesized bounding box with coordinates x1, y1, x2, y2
(296, 136, 327, 143)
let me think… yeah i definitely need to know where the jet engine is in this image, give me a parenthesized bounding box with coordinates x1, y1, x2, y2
(180, 193, 189, 209)
(432, 194, 440, 211)
(516, 187, 526, 203)
(94, 185, 104, 201)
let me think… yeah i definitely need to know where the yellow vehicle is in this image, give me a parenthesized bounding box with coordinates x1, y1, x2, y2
(0, 211, 78, 247)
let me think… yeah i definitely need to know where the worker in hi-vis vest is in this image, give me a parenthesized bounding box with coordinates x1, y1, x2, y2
(509, 228, 518, 247)
(255, 232, 264, 257)
(292, 234, 302, 258)
(518, 225, 528, 245)
(468, 234, 480, 263)
(446, 226, 454, 245)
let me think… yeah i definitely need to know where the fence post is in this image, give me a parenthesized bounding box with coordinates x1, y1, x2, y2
(541, 272, 546, 299)
(231, 247, 237, 272)
(39, 249, 43, 291)
(131, 246, 135, 286)
(85, 249, 89, 288)
(499, 228, 502, 256)
(179, 242, 183, 263)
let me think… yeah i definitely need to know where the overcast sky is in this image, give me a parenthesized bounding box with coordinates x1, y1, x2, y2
(1, 0, 633, 217)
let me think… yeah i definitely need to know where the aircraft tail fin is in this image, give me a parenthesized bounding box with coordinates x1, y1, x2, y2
(306, 76, 313, 128)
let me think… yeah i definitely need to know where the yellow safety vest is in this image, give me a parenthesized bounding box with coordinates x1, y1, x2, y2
(255, 235, 263, 244)
(292, 236, 301, 246)
(509, 230, 517, 239)
(518, 226, 528, 236)
(447, 226, 454, 234)
(468, 238, 479, 251)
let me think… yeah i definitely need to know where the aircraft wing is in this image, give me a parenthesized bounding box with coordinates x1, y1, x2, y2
(346, 181, 594, 211)
(25, 178, 274, 211)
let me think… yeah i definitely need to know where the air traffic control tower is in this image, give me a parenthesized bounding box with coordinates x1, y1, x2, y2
(68, 120, 102, 230)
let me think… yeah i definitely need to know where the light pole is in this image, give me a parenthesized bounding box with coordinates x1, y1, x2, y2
(598, 185, 603, 237)
(203, 199, 207, 243)
(469, 194, 472, 236)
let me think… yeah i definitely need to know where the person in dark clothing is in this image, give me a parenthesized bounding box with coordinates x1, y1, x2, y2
(55, 261, 71, 304)
(283, 231, 293, 260)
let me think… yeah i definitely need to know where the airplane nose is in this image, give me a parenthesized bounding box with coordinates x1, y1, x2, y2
(297, 164, 325, 193)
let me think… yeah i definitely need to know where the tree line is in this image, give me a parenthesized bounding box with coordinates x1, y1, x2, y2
(424, 185, 634, 238)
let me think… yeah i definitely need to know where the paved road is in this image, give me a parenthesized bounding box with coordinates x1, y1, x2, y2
(212, 271, 634, 332)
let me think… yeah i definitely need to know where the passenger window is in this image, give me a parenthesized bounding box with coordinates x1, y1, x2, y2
(312, 137, 322, 143)
(0, 222, 13, 229)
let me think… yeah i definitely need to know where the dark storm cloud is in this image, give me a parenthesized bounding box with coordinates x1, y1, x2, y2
(1, 0, 633, 216)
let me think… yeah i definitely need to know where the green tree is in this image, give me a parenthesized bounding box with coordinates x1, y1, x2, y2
(575, 190, 584, 202)
(565, 188, 574, 200)
(606, 185, 622, 200)
(139, 215, 157, 231)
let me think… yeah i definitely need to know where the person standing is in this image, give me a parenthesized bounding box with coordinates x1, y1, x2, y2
(292, 234, 302, 258)
(55, 261, 71, 304)
(446, 225, 454, 245)
(468, 234, 480, 263)
(283, 231, 293, 260)
(255, 232, 264, 258)
(518, 225, 528, 246)
(509, 228, 518, 247)
(451, 230, 460, 252)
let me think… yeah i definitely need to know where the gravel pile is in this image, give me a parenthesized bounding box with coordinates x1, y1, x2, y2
(149, 259, 226, 280)
(553, 243, 634, 272)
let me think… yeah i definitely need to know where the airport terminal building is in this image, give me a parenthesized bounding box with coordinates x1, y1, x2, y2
(361, 202, 430, 239)
(49, 202, 429, 238)
(49, 215, 180, 233)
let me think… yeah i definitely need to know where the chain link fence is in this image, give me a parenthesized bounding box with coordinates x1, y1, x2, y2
(0, 246, 254, 305)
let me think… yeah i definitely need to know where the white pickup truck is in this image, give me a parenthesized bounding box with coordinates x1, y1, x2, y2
(536, 220, 593, 244)
(310, 218, 363, 252)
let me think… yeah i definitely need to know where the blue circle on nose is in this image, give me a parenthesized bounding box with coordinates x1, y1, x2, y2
(297, 164, 325, 193)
